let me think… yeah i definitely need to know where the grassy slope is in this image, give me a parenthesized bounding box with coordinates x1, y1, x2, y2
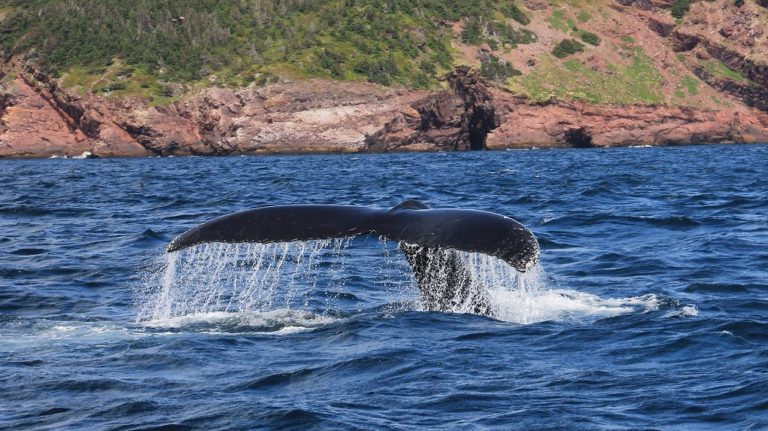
(0, 0, 759, 109)
(0, 0, 513, 98)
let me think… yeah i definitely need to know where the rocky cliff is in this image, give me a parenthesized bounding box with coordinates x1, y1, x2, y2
(1, 63, 767, 158)
(1, 0, 768, 158)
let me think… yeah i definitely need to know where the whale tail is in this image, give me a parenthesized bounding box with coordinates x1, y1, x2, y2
(166, 200, 538, 316)
(167, 200, 539, 272)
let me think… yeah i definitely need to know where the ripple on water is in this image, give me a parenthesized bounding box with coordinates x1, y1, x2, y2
(9, 248, 48, 256)
(1, 146, 766, 429)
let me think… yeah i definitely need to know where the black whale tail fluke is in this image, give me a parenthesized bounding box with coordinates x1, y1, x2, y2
(167, 200, 539, 272)
(166, 205, 379, 253)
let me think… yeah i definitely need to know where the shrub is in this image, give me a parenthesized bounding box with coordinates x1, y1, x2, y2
(579, 31, 601, 46)
(488, 21, 537, 46)
(552, 39, 585, 58)
(480, 55, 522, 82)
(419, 60, 436, 76)
(355, 55, 399, 85)
(462, 18, 484, 44)
(503, 3, 531, 25)
(101, 82, 127, 92)
(319, 49, 345, 78)
(671, 0, 691, 19)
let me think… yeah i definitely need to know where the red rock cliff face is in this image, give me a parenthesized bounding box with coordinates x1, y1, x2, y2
(1, 64, 767, 158)
(487, 92, 768, 148)
(0, 66, 199, 158)
(0, 76, 91, 158)
(176, 80, 429, 155)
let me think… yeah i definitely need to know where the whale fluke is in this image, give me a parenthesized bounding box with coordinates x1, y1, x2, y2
(167, 200, 539, 272)
(167, 200, 538, 316)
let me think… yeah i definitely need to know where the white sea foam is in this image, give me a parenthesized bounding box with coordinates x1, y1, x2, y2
(2, 309, 338, 349)
(491, 289, 659, 324)
(142, 309, 338, 332)
(664, 304, 699, 318)
(680, 304, 699, 317)
(1, 321, 141, 348)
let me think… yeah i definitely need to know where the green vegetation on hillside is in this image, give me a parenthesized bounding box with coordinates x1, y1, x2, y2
(621, 35, 636, 44)
(681, 75, 699, 96)
(487, 21, 538, 47)
(579, 31, 601, 46)
(548, 9, 571, 32)
(0, 0, 725, 111)
(671, 0, 690, 19)
(552, 39, 585, 58)
(462, 18, 485, 44)
(480, 55, 521, 82)
(701, 59, 752, 84)
(461, 14, 537, 49)
(504, 3, 531, 25)
(0, 0, 536, 95)
(513, 44, 665, 105)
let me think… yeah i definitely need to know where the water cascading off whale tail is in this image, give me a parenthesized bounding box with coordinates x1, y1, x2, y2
(166, 200, 539, 273)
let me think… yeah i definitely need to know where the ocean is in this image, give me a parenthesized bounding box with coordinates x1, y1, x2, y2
(1, 144, 767, 429)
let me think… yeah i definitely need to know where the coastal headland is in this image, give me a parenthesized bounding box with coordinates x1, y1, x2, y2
(1, 0, 767, 158)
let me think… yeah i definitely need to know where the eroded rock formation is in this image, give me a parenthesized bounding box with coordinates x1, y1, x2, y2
(365, 66, 499, 152)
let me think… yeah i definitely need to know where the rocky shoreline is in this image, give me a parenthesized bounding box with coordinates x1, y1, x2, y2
(1, 65, 767, 159)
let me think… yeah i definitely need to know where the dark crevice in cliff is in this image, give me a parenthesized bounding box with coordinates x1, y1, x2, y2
(467, 109, 495, 150)
(119, 123, 163, 156)
(692, 66, 768, 112)
(564, 127, 594, 148)
(19, 71, 83, 134)
(0, 92, 16, 118)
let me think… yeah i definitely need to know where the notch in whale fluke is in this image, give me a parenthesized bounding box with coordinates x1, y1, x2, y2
(166, 200, 539, 272)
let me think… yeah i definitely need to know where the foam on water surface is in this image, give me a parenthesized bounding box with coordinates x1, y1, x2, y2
(3, 310, 338, 350)
(142, 309, 339, 333)
(2, 320, 143, 348)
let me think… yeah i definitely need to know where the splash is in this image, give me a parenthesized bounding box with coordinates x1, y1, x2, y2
(427, 252, 656, 324)
(136, 239, 414, 325)
(137, 240, 660, 327)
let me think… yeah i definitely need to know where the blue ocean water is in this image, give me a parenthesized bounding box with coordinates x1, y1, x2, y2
(1, 145, 767, 430)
